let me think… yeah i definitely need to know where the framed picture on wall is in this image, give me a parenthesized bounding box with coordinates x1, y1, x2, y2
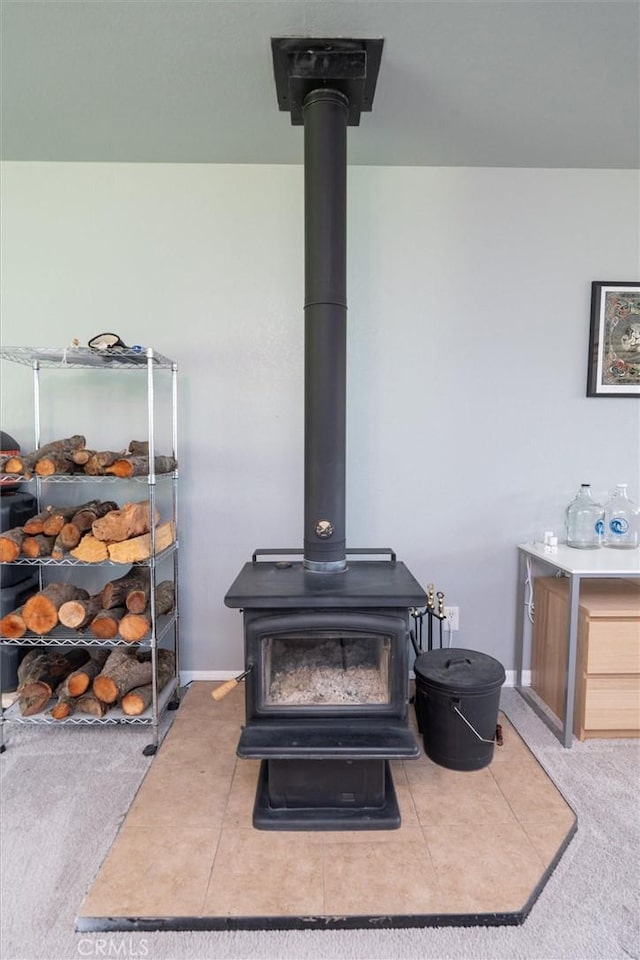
(587, 281, 640, 397)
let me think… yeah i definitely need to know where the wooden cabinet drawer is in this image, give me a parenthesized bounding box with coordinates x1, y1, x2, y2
(586, 620, 640, 674)
(533, 577, 640, 739)
(582, 676, 640, 731)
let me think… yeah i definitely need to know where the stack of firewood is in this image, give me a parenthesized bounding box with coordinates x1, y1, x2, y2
(0, 571, 175, 643)
(1, 434, 179, 719)
(16, 646, 176, 719)
(0, 499, 175, 564)
(0, 435, 177, 479)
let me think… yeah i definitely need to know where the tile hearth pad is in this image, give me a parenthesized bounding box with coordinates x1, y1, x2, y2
(77, 682, 576, 931)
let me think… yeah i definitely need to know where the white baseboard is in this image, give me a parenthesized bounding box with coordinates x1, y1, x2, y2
(181, 670, 532, 687)
(505, 670, 530, 687)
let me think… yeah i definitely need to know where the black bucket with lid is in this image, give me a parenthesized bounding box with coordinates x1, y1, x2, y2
(414, 648, 506, 771)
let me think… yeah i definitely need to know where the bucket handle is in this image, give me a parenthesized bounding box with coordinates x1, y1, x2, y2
(445, 657, 472, 669)
(450, 699, 497, 744)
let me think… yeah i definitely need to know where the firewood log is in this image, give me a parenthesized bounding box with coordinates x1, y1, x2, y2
(66, 649, 110, 697)
(93, 649, 157, 704)
(118, 581, 175, 642)
(152, 579, 176, 615)
(100, 567, 150, 611)
(104, 455, 177, 478)
(107, 521, 175, 564)
(127, 440, 149, 456)
(26, 435, 86, 470)
(52, 500, 118, 559)
(51, 648, 110, 716)
(0, 605, 28, 639)
(42, 507, 75, 536)
(42, 502, 97, 536)
(16, 649, 41, 681)
(23, 506, 57, 535)
(90, 607, 126, 640)
(74, 692, 108, 718)
(121, 651, 176, 715)
(58, 594, 104, 630)
(70, 535, 109, 563)
(83, 451, 125, 476)
(51, 527, 80, 559)
(22, 534, 55, 559)
(2, 435, 86, 475)
(69, 449, 95, 466)
(51, 687, 76, 720)
(91, 500, 159, 543)
(22, 583, 90, 634)
(0, 527, 26, 562)
(125, 581, 150, 614)
(1, 456, 26, 474)
(17, 648, 91, 716)
(58, 522, 82, 550)
(117, 615, 150, 644)
(72, 500, 118, 531)
(35, 454, 76, 476)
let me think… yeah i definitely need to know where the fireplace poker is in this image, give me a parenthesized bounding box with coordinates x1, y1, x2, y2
(411, 587, 448, 653)
(426, 584, 434, 650)
(437, 591, 445, 648)
(211, 667, 252, 702)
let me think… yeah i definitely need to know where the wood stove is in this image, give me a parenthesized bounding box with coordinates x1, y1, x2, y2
(225, 39, 427, 829)
(226, 551, 426, 829)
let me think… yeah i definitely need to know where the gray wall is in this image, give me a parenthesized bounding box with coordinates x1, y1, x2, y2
(1, 162, 638, 675)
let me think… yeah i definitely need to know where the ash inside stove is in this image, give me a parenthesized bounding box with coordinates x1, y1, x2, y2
(263, 635, 391, 705)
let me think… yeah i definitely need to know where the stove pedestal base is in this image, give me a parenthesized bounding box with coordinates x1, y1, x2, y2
(252, 758, 401, 830)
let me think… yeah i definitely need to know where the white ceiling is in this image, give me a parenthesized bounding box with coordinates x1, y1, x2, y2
(1, 0, 639, 168)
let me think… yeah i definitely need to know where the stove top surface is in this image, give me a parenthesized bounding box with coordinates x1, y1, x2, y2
(225, 558, 428, 608)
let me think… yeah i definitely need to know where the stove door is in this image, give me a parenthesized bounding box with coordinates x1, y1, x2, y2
(245, 610, 409, 720)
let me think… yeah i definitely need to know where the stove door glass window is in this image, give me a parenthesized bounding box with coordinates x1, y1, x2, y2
(262, 631, 391, 706)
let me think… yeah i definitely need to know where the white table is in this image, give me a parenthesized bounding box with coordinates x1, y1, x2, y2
(516, 542, 640, 747)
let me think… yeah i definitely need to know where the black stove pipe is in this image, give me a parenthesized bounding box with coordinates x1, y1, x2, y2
(303, 88, 349, 572)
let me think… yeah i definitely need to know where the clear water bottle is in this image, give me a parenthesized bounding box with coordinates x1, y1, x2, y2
(565, 484, 604, 549)
(604, 484, 639, 549)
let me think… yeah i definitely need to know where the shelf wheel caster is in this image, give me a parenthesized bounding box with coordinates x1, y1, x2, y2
(167, 699, 180, 711)
(143, 744, 158, 757)
(0, 744, 6, 754)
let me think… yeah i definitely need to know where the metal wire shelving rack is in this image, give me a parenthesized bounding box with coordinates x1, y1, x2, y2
(0, 346, 180, 754)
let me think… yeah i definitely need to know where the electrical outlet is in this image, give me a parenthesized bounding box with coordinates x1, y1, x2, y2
(444, 606, 459, 631)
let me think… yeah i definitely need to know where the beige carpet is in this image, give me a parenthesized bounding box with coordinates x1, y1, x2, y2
(77, 682, 575, 928)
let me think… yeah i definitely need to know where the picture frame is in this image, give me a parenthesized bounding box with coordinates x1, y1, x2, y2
(587, 281, 640, 397)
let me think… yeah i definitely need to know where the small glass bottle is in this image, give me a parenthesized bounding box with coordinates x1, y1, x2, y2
(565, 484, 604, 549)
(604, 484, 639, 549)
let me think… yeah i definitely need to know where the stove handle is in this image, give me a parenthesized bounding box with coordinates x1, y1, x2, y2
(344, 547, 397, 562)
(211, 666, 253, 702)
(252, 548, 304, 562)
(251, 547, 397, 563)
